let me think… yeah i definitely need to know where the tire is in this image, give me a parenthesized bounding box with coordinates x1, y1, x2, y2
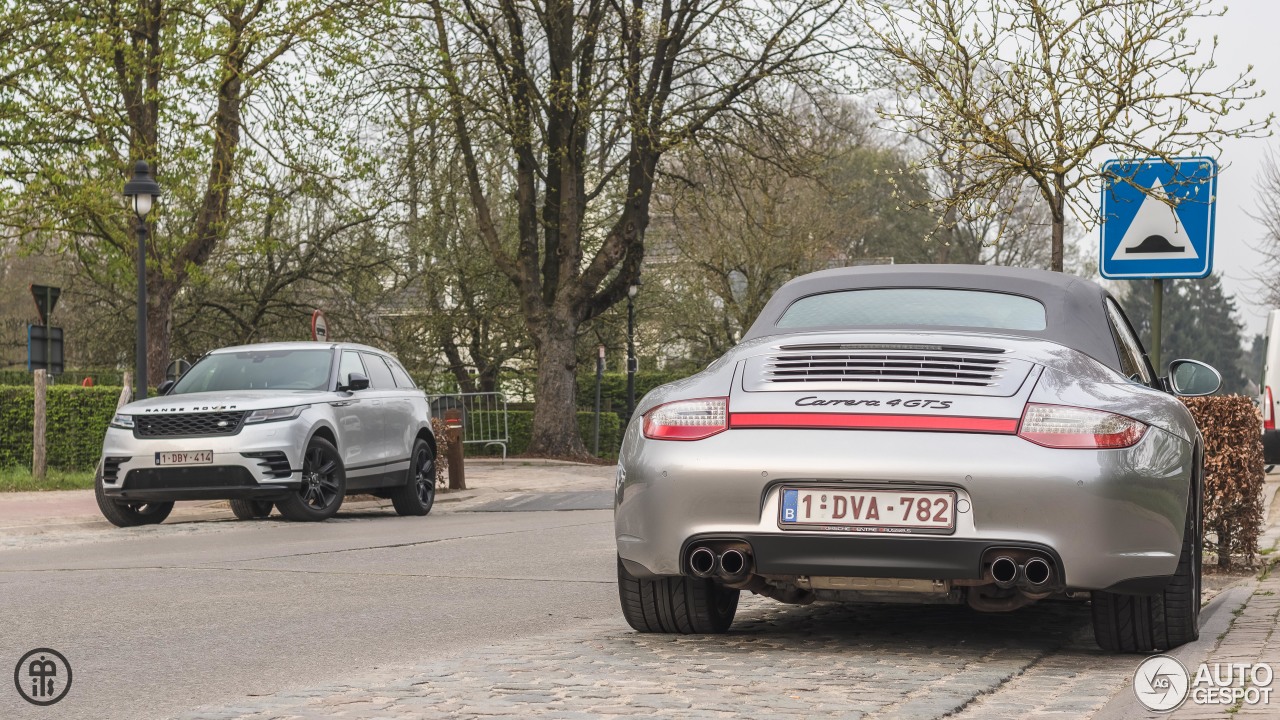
(229, 499, 273, 520)
(617, 556, 739, 633)
(1092, 474, 1202, 653)
(390, 438, 436, 517)
(95, 471, 173, 528)
(275, 437, 346, 521)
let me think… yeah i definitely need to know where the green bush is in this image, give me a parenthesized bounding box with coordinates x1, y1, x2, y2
(463, 410, 621, 458)
(0, 369, 127, 386)
(0, 385, 122, 471)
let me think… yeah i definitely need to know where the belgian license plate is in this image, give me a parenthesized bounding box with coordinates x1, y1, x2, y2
(780, 487, 956, 534)
(155, 450, 213, 466)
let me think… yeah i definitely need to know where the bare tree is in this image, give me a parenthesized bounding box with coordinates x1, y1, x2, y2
(1251, 149, 1280, 308)
(857, 0, 1271, 271)
(414, 0, 858, 456)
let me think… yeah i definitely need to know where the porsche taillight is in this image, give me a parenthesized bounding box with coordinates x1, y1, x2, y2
(1017, 403, 1147, 449)
(643, 398, 728, 441)
(1265, 387, 1275, 431)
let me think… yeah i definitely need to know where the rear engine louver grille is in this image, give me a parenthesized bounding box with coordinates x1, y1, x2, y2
(765, 349, 1006, 387)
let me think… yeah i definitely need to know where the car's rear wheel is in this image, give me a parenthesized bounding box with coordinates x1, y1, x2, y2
(275, 437, 345, 521)
(1092, 475, 1202, 653)
(617, 556, 739, 633)
(229, 499, 273, 520)
(95, 472, 173, 528)
(390, 438, 435, 516)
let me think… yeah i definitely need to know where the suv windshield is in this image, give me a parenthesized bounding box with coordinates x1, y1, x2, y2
(777, 288, 1047, 332)
(171, 349, 334, 393)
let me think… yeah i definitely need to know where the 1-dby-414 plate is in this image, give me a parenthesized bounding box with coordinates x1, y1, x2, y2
(780, 487, 956, 534)
(154, 450, 213, 466)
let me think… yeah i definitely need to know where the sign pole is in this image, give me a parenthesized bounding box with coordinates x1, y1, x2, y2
(1151, 278, 1163, 372)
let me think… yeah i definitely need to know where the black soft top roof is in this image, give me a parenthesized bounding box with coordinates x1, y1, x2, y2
(742, 264, 1124, 372)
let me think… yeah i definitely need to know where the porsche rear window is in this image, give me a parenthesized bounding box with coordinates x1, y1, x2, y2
(776, 288, 1047, 331)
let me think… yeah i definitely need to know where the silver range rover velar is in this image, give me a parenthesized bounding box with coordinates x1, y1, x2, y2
(615, 265, 1221, 653)
(97, 342, 437, 526)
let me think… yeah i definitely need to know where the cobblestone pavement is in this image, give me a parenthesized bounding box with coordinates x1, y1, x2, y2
(180, 595, 1134, 720)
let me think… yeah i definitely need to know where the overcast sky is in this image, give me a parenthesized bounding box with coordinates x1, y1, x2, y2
(1172, 0, 1280, 339)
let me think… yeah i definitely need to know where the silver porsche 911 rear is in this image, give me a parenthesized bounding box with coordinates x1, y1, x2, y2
(614, 265, 1222, 653)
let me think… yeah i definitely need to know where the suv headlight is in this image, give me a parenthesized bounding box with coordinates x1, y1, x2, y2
(110, 413, 135, 429)
(243, 405, 310, 424)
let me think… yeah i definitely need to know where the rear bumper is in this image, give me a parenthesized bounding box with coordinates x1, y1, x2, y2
(615, 423, 1194, 591)
(684, 533, 1061, 580)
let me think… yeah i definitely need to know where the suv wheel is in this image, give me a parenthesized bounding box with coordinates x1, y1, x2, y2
(617, 556, 739, 633)
(276, 437, 346, 521)
(95, 472, 173, 528)
(229, 499, 273, 520)
(390, 438, 436, 516)
(1092, 476, 1202, 652)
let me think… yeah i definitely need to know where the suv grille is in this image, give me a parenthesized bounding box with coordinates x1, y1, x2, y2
(134, 412, 246, 438)
(764, 344, 1007, 387)
(124, 466, 256, 489)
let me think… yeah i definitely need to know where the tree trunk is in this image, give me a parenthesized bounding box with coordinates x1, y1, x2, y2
(1050, 178, 1066, 272)
(528, 320, 590, 458)
(147, 280, 174, 385)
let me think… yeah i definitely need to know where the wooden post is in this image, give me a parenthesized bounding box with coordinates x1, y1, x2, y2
(444, 408, 466, 490)
(33, 369, 47, 481)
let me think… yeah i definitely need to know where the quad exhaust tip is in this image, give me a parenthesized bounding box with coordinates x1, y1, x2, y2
(1023, 557, 1052, 586)
(718, 549, 749, 579)
(688, 547, 716, 578)
(990, 556, 1018, 588)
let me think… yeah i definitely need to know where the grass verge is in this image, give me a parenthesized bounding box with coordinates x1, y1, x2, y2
(0, 467, 96, 492)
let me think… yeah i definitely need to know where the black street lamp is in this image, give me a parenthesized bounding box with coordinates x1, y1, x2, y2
(124, 160, 160, 399)
(626, 279, 642, 423)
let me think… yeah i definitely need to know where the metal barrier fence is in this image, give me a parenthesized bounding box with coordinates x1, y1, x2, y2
(426, 391, 510, 460)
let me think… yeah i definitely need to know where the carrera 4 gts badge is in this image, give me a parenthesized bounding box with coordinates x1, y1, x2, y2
(794, 396, 953, 410)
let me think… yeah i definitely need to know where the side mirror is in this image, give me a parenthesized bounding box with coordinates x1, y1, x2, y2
(156, 379, 176, 395)
(343, 372, 370, 392)
(1167, 359, 1221, 397)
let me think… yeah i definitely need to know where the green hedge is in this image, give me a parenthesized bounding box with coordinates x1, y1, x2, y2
(0, 386, 623, 471)
(464, 410, 621, 458)
(576, 371, 689, 414)
(0, 385, 122, 471)
(0, 369, 128, 386)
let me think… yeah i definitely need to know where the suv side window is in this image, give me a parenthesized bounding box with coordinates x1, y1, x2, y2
(361, 353, 397, 390)
(387, 358, 416, 389)
(337, 351, 366, 389)
(1105, 298, 1153, 385)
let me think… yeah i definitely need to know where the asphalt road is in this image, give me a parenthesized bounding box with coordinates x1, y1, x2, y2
(2, 497, 1266, 719)
(0, 507, 618, 720)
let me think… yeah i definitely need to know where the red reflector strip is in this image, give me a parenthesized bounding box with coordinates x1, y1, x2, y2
(728, 412, 1019, 434)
